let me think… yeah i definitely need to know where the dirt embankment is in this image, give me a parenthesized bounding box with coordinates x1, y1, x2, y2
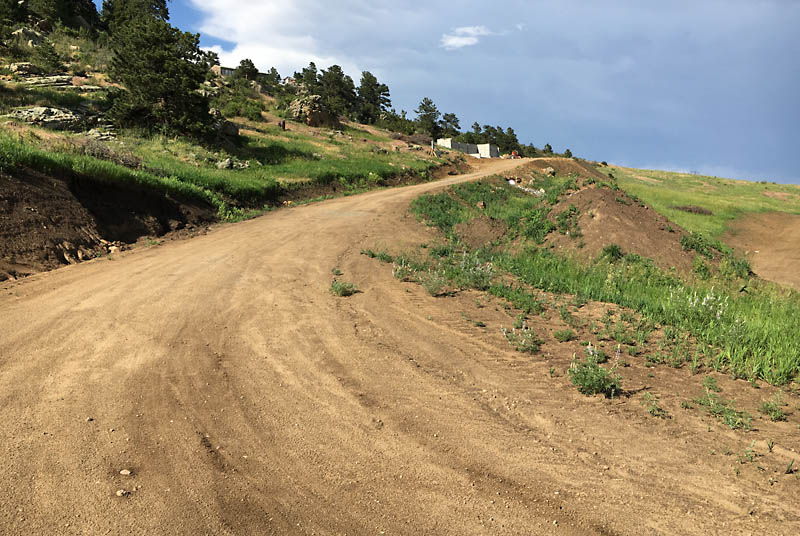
(724, 211, 800, 289)
(0, 168, 214, 281)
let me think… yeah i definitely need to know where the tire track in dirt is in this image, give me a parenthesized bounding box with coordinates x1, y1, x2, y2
(1, 159, 797, 535)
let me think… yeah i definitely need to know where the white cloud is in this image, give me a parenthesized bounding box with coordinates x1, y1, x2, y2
(440, 25, 493, 50)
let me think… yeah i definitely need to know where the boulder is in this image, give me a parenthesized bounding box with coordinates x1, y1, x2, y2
(216, 158, 233, 170)
(10, 27, 45, 47)
(6, 107, 83, 131)
(8, 62, 41, 75)
(544, 167, 556, 177)
(287, 95, 337, 128)
(208, 108, 239, 138)
(21, 75, 73, 88)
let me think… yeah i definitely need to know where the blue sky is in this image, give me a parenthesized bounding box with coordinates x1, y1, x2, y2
(95, 1, 800, 184)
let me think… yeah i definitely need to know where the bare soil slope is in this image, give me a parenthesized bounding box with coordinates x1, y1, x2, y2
(547, 186, 697, 274)
(1, 159, 798, 535)
(724, 211, 800, 289)
(0, 168, 214, 281)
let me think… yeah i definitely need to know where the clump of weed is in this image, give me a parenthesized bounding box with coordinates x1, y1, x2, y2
(702, 376, 721, 392)
(555, 204, 581, 237)
(419, 269, 448, 296)
(641, 392, 670, 419)
(361, 249, 394, 263)
(568, 353, 621, 398)
(330, 280, 358, 297)
(759, 393, 787, 422)
(693, 390, 752, 430)
(331, 267, 343, 276)
(554, 329, 576, 342)
(502, 324, 542, 354)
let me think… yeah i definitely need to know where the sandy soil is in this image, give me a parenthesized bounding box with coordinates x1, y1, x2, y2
(724, 211, 800, 289)
(1, 159, 798, 535)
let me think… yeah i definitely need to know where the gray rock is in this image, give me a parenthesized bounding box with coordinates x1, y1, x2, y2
(544, 167, 556, 177)
(6, 107, 83, 131)
(8, 62, 41, 75)
(216, 158, 233, 170)
(21, 75, 73, 88)
(10, 27, 44, 47)
(287, 94, 337, 128)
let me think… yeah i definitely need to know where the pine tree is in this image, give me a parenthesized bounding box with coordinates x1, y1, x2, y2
(234, 58, 259, 80)
(107, 14, 214, 136)
(415, 97, 442, 139)
(356, 71, 390, 124)
(102, 0, 168, 34)
(441, 113, 460, 137)
(318, 65, 357, 118)
(0, 0, 28, 24)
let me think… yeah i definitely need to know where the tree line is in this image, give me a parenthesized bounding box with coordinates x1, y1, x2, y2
(1, 0, 572, 156)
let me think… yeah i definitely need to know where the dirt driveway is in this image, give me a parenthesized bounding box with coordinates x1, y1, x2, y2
(724, 211, 800, 289)
(1, 159, 797, 535)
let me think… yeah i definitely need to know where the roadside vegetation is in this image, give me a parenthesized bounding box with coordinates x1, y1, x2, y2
(604, 165, 800, 238)
(364, 170, 800, 388)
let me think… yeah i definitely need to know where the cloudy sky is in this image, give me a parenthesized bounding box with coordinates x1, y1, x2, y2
(98, 1, 800, 183)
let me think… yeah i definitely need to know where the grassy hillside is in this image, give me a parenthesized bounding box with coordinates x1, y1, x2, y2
(604, 165, 800, 238)
(0, 79, 449, 220)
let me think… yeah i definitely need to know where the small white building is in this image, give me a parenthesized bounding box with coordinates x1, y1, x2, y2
(436, 138, 499, 159)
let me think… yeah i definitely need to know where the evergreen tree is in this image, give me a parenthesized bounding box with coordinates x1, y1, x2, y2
(234, 58, 259, 80)
(318, 64, 356, 118)
(564, 148, 573, 158)
(441, 112, 460, 137)
(31, 39, 62, 71)
(356, 71, 390, 124)
(294, 62, 319, 93)
(107, 14, 214, 136)
(0, 0, 28, 24)
(415, 97, 442, 139)
(544, 143, 553, 154)
(102, 0, 169, 34)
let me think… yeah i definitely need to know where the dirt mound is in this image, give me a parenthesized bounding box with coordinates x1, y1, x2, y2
(0, 167, 214, 281)
(724, 211, 800, 289)
(523, 157, 608, 181)
(454, 215, 508, 249)
(546, 185, 696, 274)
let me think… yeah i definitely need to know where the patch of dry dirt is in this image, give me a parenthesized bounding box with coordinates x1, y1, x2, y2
(1, 159, 798, 535)
(724, 211, 800, 289)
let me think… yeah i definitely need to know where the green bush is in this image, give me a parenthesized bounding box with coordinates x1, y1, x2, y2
(554, 329, 576, 342)
(568, 355, 621, 398)
(330, 280, 357, 297)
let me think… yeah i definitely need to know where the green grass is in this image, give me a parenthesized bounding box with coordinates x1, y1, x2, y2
(607, 165, 800, 238)
(693, 390, 752, 430)
(330, 280, 358, 297)
(0, 131, 228, 213)
(569, 355, 621, 398)
(401, 174, 800, 385)
(554, 329, 577, 342)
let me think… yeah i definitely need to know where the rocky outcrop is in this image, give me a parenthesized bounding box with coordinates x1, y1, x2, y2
(209, 108, 239, 138)
(288, 95, 337, 128)
(21, 75, 74, 88)
(7, 62, 41, 75)
(10, 27, 45, 48)
(6, 107, 84, 131)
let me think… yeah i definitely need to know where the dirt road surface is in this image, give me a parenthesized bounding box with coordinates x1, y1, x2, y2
(724, 211, 800, 289)
(2, 159, 797, 535)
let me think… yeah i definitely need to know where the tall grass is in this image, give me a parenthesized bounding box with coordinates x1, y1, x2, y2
(406, 175, 800, 385)
(0, 132, 231, 215)
(608, 166, 800, 237)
